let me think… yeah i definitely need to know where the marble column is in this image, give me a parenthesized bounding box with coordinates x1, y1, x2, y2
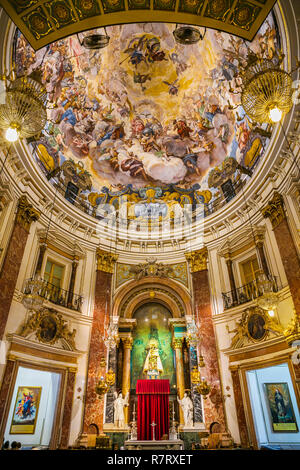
(122, 336, 133, 425)
(105, 344, 118, 424)
(186, 340, 203, 423)
(230, 368, 249, 447)
(185, 247, 226, 432)
(262, 192, 300, 316)
(0, 196, 40, 340)
(172, 337, 185, 425)
(83, 248, 118, 433)
(60, 367, 77, 448)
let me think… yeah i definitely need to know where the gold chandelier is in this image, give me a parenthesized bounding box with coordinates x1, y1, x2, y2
(0, 70, 47, 141)
(241, 53, 294, 124)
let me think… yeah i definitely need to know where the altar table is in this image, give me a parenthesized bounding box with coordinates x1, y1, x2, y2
(136, 379, 170, 441)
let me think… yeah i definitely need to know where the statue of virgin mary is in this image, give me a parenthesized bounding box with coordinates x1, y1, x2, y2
(143, 338, 164, 379)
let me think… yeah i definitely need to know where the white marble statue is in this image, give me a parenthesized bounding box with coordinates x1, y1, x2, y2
(177, 392, 194, 428)
(113, 391, 129, 428)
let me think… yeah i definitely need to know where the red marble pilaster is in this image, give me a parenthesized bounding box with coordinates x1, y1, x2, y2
(262, 192, 300, 316)
(0, 196, 39, 340)
(0, 359, 16, 440)
(60, 369, 76, 448)
(273, 218, 300, 316)
(186, 248, 226, 431)
(83, 249, 117, 433)
(230, 369, 249, 447)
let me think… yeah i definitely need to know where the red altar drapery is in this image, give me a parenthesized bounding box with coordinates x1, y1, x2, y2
(136, 379, 170, 441)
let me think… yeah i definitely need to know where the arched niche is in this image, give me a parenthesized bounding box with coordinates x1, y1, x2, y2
(113, 277, 192, 319)
(130, 302, 176, 391)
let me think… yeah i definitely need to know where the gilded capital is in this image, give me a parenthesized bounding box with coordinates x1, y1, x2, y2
(185, 247, 208, 273)
(172, 337, 183, 350)
(261, 192, 285, 229)
(283, 312, 300, 345)
(96, 247, 118, 273)
(122, 337, 133, 349)
(16, 195, 40, 232)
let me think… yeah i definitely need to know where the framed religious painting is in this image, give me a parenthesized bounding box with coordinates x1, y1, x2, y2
(264, 382, 298, 433)
(10, 386, 42, 434)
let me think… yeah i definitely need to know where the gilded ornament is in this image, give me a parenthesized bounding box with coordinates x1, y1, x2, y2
(226, 306, 283, 349)
(105, 369, 116, 386)
(96, 247, 118, 273)
(198, 355, 205, 367)
(196, 378, 211, 399)
(122, 336, 133, 349)
(95, 377, 110, 398)
(81, 0, 94, 9)
(185, 247, 208, 272)
(191, 366, 201, 385)
(16, 195, 40, 231)
(100, 358, 106, 367)
(129, 257, 173, 279)
(172, 337, 183, 349)
(283, 312, 300, 345)
(20, 307, 77, 350)
(261, 192, 286, 229)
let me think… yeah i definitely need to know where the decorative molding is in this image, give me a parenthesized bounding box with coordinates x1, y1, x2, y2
(6, 333, 82, 364)
(185, 247, 208, 272)
(37, 228, 86, 261)
(116, 261, 188, 288)
(19, 307, 78, 351)
(0, 0, 277, 50)
(96, 247, 118, 273)
(15, 195, 40, 231)
(217, 226, 266, 259)
(261, 192, 286, 229)
(129, 258, 173, 280)
(119, 286, 185, 318)
(225, 306, 283, 351)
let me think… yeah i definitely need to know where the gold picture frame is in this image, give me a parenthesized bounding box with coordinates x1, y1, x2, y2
(10, 386, 42, 435)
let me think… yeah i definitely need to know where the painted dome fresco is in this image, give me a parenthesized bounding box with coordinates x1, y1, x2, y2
(14, 13, 280, 212)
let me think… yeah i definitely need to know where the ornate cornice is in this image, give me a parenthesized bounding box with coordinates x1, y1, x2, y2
(185, 247, 208, 273)
(16, 195, 40, 232)
(96, 247, 118, 273)
(261, 192, 286, 229)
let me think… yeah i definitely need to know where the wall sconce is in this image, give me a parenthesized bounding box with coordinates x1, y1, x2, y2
(100, 357, 106, 367)
(191, 366, 201, 385)
(95, 369, 116, 399)
(196, 378, 211, 399)
(198, 355, 205, 368)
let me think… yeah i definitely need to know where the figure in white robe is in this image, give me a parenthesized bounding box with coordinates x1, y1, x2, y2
(177, 392, 194, 428)
(113, 391, 129, 428)
(143, 338, 163, 378)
